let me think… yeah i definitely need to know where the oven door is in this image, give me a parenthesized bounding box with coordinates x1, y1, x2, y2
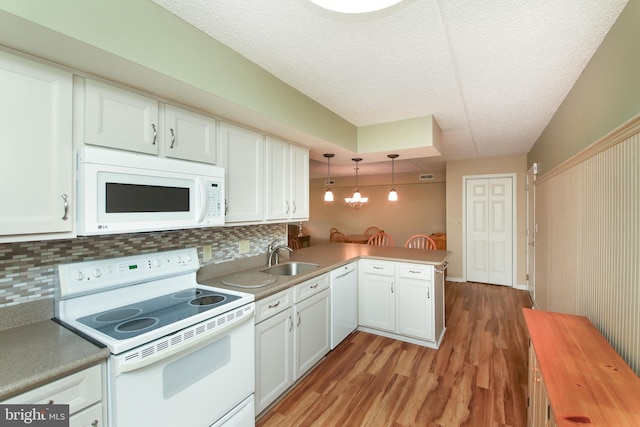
(108, 312, 254, 427)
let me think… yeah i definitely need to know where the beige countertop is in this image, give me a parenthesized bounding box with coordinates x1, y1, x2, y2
(0, 320, 109, 401)
(198, 242, 451, 300)
(0, 243, 447, 402)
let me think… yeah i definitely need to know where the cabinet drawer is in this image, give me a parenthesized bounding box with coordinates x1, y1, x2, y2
(255, 289, 292, 324)
(398, 263, 433, 280)
(3, 364, 102, 414)
(361, 260, 395, 276)
(69, 402, 103, 427)
(294, 274, 329, 303)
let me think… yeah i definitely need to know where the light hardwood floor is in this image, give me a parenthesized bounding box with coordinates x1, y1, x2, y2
(257, 281, 533, 427)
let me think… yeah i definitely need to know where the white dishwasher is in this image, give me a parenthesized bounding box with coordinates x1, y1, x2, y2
(330, 262, 358, 349)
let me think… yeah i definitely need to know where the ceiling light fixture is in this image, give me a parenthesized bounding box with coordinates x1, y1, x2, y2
(387, 154, 399, 201)
(323, 153, 335, 202)
(345, 158, 368, 210)
(309, 0, 403, 14)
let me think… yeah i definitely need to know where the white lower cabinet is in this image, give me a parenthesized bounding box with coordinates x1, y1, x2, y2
(2, 364, 104, 427)
(359, 260, 396, 332)
(359, 259, 444, 348)
(255, 292, 294, 415)
(255, 274, 330, 415)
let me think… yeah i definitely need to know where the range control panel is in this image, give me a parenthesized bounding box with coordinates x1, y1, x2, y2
(57, 247, 199, 299)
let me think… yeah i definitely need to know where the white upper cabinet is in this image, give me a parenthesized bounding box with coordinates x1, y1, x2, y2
(163, 104, 217, 164)
(218, 122, 265, 223)
(83, 79, 217, 164)
(290, 144, 310, 220)
(84, 79, 159, 154)
(266, 137, 290, 220)
(265, 137, 309, 221)
(0, 50, 74, 241)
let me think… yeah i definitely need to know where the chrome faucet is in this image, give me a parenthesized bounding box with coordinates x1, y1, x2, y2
(267, 240, 293, 267)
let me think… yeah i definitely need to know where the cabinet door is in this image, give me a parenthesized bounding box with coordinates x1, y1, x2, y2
(0, 51, 73, 240)
(397, 277, 433, 340)
(164, 104, 217, 164)
(397, 264, 434, 341)
(255, 308, 294, 414)
(359, 272, 395, 332)
(84, 79, 159, 154)
(218, 122, 265, 223)
(265, 137, 290, 220)
(294, 289, 330, 380)
(289, 145, 309, 220)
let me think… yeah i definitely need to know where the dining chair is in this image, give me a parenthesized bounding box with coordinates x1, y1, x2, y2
(404, 234, 437, 250)
(330, 231, 347, 242)
(364, 226, 381, 237)
(366, 231, 395, 247)
(288, 236, 301, 250)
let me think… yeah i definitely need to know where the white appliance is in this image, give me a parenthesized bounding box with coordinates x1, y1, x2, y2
(330, 262, 358, 349)
(77, 146, 225, 235)
(55, 247, 255, 427)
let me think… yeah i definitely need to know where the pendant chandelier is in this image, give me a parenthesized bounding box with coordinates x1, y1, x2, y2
(323, 153, 334, 202)
(387, 154, 399, 201)
(344, 158, 368, 210)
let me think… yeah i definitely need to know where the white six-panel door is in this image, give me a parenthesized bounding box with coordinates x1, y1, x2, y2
(465, 176, 513, 286)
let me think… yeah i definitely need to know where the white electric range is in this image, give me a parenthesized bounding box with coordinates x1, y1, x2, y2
(55, 247, 255, 427)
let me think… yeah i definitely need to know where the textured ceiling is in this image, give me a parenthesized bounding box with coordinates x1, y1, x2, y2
(151, 0, 627, 177)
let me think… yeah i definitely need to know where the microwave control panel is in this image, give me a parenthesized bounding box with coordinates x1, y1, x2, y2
(205, 181, 223, 219)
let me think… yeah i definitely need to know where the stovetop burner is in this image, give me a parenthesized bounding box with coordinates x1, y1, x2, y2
(76, 288, 240, 341)
(190, 295, 225, 306)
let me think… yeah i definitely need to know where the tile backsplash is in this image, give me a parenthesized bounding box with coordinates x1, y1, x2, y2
(0, 224, 285, 308)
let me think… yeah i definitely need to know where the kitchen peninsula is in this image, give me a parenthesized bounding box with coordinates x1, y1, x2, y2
(198, 242, 450, 415)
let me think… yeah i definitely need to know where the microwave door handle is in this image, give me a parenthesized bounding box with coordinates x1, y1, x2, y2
(197, 179, 207, 223)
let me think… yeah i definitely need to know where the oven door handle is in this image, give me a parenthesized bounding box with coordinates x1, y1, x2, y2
(113, 304, 254, 376)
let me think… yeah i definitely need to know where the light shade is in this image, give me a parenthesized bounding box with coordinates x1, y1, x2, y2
(309, 0, 403, 14)
(387, 153, 399, 202)
(323, 153, 335, 202)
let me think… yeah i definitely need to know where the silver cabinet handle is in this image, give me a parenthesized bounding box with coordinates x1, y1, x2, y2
(151, 123, 157, 145)
(285, 201, 290, 214)
(391, 283, 394, 294)
(61, 194, 69, 221)
(91, 421, 99, 427)
(292, 201, 297, 214)
(310, 284, 318, 289)
(409, 270, 421, 274)
(427, 288, 431, 299)
(170, 128, 176, 149)
(296, 312, 301, 327)
(373, 266, 383, 270)
(268, 301, 281, 309)
(224, 199, 228, 215)
(288, 315, 293, 332)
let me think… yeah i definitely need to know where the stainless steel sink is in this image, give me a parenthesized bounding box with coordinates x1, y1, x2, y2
(260, 262, 320, 276)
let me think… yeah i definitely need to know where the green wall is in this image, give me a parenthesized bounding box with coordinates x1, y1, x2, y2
(528, 0, 640, 176)
(0, 0, 357, 151)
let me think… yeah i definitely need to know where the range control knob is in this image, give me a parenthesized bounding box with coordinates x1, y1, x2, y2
(92, 268, 102, 278)
(150, 258, 161, 268)
(173, 256, 183, 264)
(184, 253, 192, 263)
(72, 270, 85, 281)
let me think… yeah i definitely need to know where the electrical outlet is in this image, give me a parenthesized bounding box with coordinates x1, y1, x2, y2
(202, 244, 213, 261)
(238, 240, 250, 254)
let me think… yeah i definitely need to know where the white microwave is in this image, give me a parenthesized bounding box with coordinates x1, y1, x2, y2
(77, 147, 225, 235)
